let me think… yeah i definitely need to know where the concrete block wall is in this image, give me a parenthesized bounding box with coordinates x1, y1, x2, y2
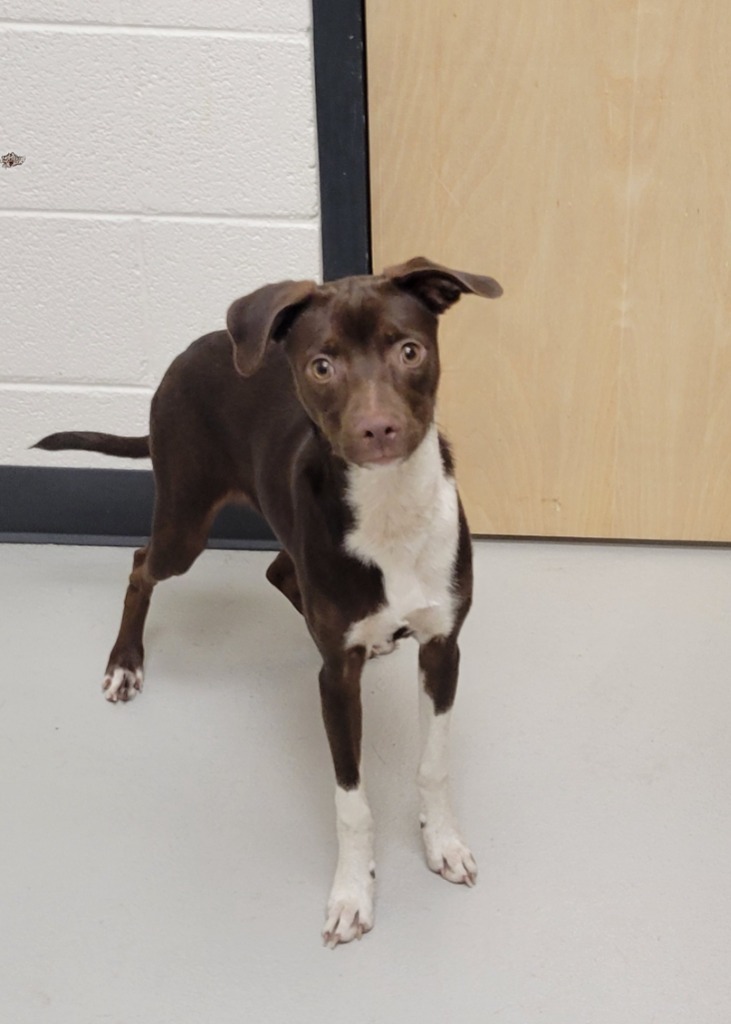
(0, 0, 321, 467)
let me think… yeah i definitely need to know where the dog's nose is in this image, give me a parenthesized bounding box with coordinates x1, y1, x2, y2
(359, 418, 400, 445)
(349, 411, 407, 464)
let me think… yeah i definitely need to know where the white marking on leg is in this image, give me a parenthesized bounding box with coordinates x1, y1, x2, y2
(323, 778, 375, 948)
(417, 677, 477, 885)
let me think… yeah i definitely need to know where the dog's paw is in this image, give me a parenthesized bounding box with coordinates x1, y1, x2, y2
(319, 868, 372, 946)
(421, 817, 477, 886)
(368, 637, 397, 659)
(322, 879, 374, 948)
(103, 665, 144, 703)
(368, 626, 412, 659)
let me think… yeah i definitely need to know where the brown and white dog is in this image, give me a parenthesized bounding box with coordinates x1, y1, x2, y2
(35, 256, 503, 947)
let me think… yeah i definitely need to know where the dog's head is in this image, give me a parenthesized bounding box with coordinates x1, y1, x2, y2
(226, 257, 502, 467)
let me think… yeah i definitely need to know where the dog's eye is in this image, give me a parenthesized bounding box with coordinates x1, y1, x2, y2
(309, 356, 334, 382)
(400, 341, 425, 367)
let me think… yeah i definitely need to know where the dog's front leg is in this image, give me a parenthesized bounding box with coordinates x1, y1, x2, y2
(417, 636, 477, 885)
(318, 646, 375, 947)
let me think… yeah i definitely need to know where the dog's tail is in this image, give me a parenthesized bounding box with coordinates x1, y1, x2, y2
(32, 431, 151, 459)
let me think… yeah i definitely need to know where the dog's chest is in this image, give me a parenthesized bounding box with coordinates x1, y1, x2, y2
(343, 430, 459, 653)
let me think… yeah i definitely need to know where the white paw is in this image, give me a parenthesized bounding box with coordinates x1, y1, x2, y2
(421, 817, 477, 886)
(322, 875, 375, 948)
(103, 666, 144, 703)
(368, 637, 397, 659)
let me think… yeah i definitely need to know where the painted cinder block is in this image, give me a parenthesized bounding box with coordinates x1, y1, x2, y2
(0, 0, 321, 470)
(0, 0, 311, 33)
(4, 386, 153, 468)
(0, 30, 317, 217)
(0, 216, 319, 388)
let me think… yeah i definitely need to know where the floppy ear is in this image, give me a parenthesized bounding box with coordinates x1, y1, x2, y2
(226, 279, 317, 376)
(383, 256, 502, 314)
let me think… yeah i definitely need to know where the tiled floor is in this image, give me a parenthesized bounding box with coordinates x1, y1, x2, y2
(2, 540, 730, 1023)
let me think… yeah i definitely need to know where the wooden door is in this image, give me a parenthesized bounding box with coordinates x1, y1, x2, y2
(366, 0, 731, 540)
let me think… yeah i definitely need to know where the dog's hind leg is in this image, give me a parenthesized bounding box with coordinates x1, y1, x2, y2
(265, 549, 304, 615)
(103, 545, 154, 702)
(103, 485, 223, 703)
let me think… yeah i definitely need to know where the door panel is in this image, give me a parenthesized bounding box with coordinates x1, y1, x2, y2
(366, 0, 731, 540)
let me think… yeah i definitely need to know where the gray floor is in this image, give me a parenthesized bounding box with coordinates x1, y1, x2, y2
(1, 539, 730, 1023)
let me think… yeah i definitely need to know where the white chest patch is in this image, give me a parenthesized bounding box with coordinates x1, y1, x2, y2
(343, 425, 460, 653)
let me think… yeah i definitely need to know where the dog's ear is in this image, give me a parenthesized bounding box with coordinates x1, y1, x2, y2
(227, 279, 317, 376)
(383, 256, 502, 314)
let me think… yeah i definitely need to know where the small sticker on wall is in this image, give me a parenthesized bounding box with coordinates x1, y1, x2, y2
(1, 152, 26, 168)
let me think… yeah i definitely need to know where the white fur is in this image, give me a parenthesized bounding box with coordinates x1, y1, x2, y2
(344, 425, 459, 655)
(417, 679, 477, 885)
(103, 666, 143, 703)
(323, 781, 375, 947)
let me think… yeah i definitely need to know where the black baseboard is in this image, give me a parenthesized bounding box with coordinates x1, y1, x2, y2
(0, 466, 278, 549)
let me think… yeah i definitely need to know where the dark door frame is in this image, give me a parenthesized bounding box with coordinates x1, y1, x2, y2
(313, 0, 371, 281)
(0, 0, 370, 547)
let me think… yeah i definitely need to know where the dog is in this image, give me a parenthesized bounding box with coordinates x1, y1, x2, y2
(35, 256, 503, 946)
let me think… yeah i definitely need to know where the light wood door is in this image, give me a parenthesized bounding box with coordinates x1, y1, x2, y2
(367, 0, 731, 540)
